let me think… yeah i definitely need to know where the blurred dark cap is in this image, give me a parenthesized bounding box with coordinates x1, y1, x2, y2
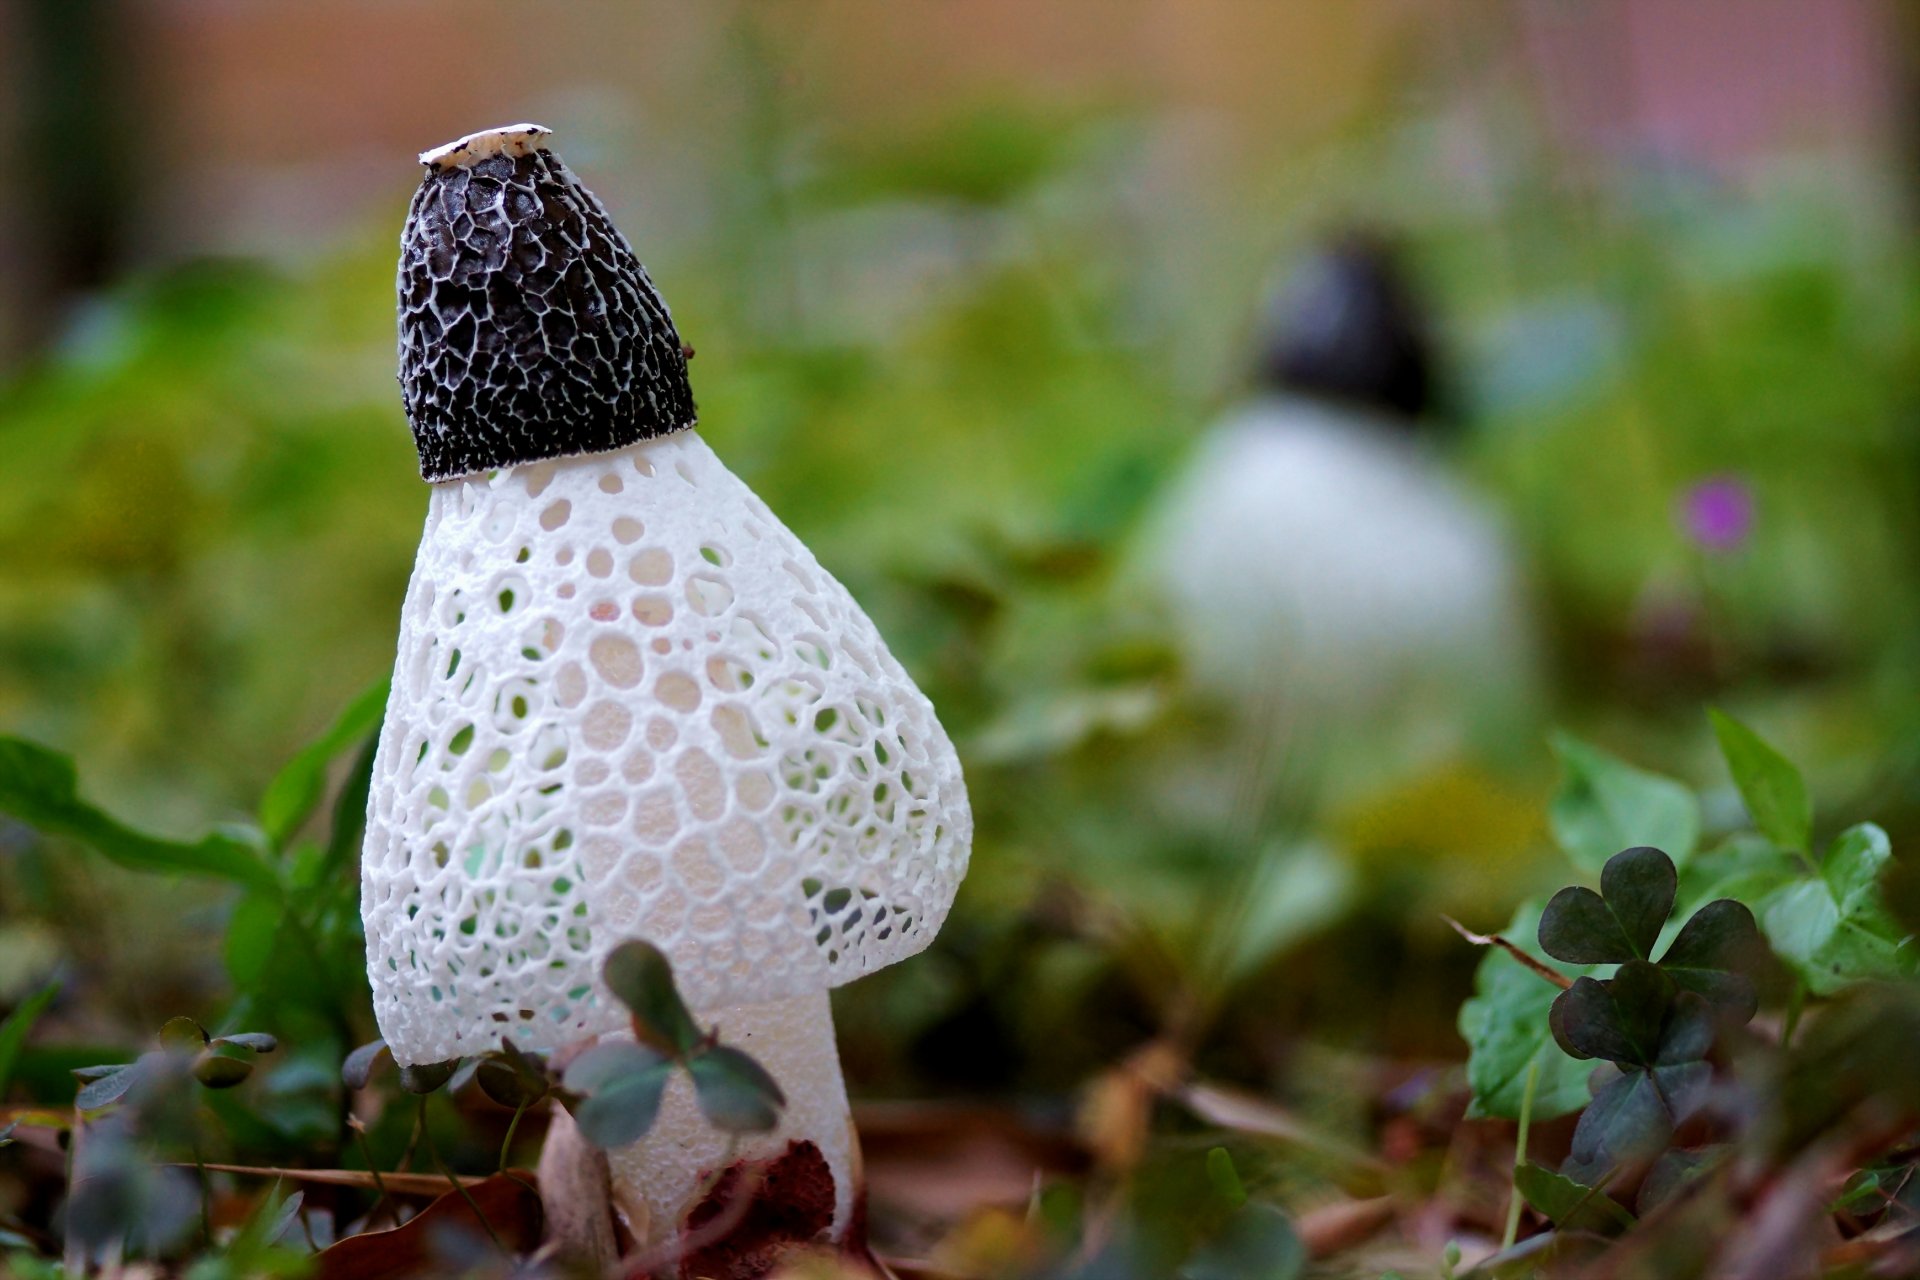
(1256, 234, 1440, 423)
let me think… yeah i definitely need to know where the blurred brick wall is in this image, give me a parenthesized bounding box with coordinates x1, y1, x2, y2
(0, 0, 1906, 361)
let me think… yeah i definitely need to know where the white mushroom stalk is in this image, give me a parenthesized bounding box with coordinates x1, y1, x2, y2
(360, 125, 971, 1257)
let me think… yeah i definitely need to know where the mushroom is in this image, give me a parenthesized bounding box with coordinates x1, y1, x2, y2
(1143, 234, 1537, 775)
(359, 124, 972, 1256)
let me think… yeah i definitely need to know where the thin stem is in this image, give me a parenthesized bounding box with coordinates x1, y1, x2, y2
(1501, 1058, 1541, 1251)
(498, 1099, 529, 1174)
(350, 1124, 395, 1229)
(420, 1100, 509, 1258)
(192, 1130, 212, 1248)
(1442, 917, 1573, 990)
(1783, 980, 1806, 1049)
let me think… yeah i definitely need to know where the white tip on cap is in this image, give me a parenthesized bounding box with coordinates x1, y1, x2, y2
(419, 123, 553, 170)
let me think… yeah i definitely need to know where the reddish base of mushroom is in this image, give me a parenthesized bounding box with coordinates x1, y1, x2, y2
(678, 1139, 864, 1278)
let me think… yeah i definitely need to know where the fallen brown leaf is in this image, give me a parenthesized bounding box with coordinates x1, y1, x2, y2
(314, 1171, 542, 1279)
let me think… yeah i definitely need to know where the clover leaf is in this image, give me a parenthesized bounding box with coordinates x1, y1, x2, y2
(603, 940, 704, 1056)
(1562, 1057, 1712, 1187)
(1539, 846, 1675, 964)
(1534, 847, 1763, 1187)
(564, 1040, 672, 1148)
(1541, 847, 1762, 1020)
(688, 1045, 786, 1134)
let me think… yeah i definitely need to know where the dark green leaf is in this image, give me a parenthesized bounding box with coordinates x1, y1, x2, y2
(1710, 709, 1812, 851)
(320, 733, 380, 882)
(1513, 1161, 1636, 1234)
(342, 1039, 388, 1090)
(602, 941, 702, 1056)
(1178, 1202, 1304, 1280)
(1636, 1147, 1722, 1216)
(1561, 1061, 1709, 1186)
(0, 982, 59, 1097)
(192, 1048, 254, 1089)
(1653, 992, 1715, 1065)
(1459, 901, 1597, 1121)
(1549, 734, 1700, 873)
(0, 737, 278, 890)
(476, 1039, 548, 1109)
(258, 679, 389, 848)
(397, 1059, 458, 1094)
(1539, 847, 1677, 964)
(566, 1042, 672, 1149)
(1658, 899, 1761, 1019)
(1538, 888, 1636, 965)
(1600, 847, 1677, 959)
(1549, 962, 1673, 1066)
(688, 1045, 785, 1133)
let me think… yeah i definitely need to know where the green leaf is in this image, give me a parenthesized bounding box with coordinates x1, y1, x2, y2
(1460, 902, 1597, 1121)
(257, 679, 389, 848)
(1760, 823, 1915, 995)
(1824, 823, 1895, 910)
(223, 894, 282, 991)
(1657, 899, 1761, 1018)
(1709, 709, 1812, 852)
(1549, 734, 1700, 873)
(689, 1045, 785, 1133)
(1205, 1146, 1247, 1208)
(565, 1042, 671, 1148)
(0, 983, 59, 1098)
(1539, 847, 1676, 965)
(602, 941, 702, 1056)
(1213, 839, 1353, 987)
(1513, 1161, 1636, 1234)
(0, 737, 278, 890)
(1178, 1202, 1304, 1280)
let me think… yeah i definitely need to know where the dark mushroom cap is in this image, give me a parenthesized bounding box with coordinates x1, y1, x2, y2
(398, 125, 695, 482)
(1256, 234, 1439, 425)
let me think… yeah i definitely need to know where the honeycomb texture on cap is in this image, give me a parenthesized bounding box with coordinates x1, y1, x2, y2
(397, 143, 695, 481)
(360, 433, 972, 1063)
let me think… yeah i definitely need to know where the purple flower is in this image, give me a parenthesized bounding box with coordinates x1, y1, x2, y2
(1680, 476, 1754, 553)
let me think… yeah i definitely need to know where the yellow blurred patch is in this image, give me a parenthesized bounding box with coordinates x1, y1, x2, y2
(1333, 762, 1549, 901)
